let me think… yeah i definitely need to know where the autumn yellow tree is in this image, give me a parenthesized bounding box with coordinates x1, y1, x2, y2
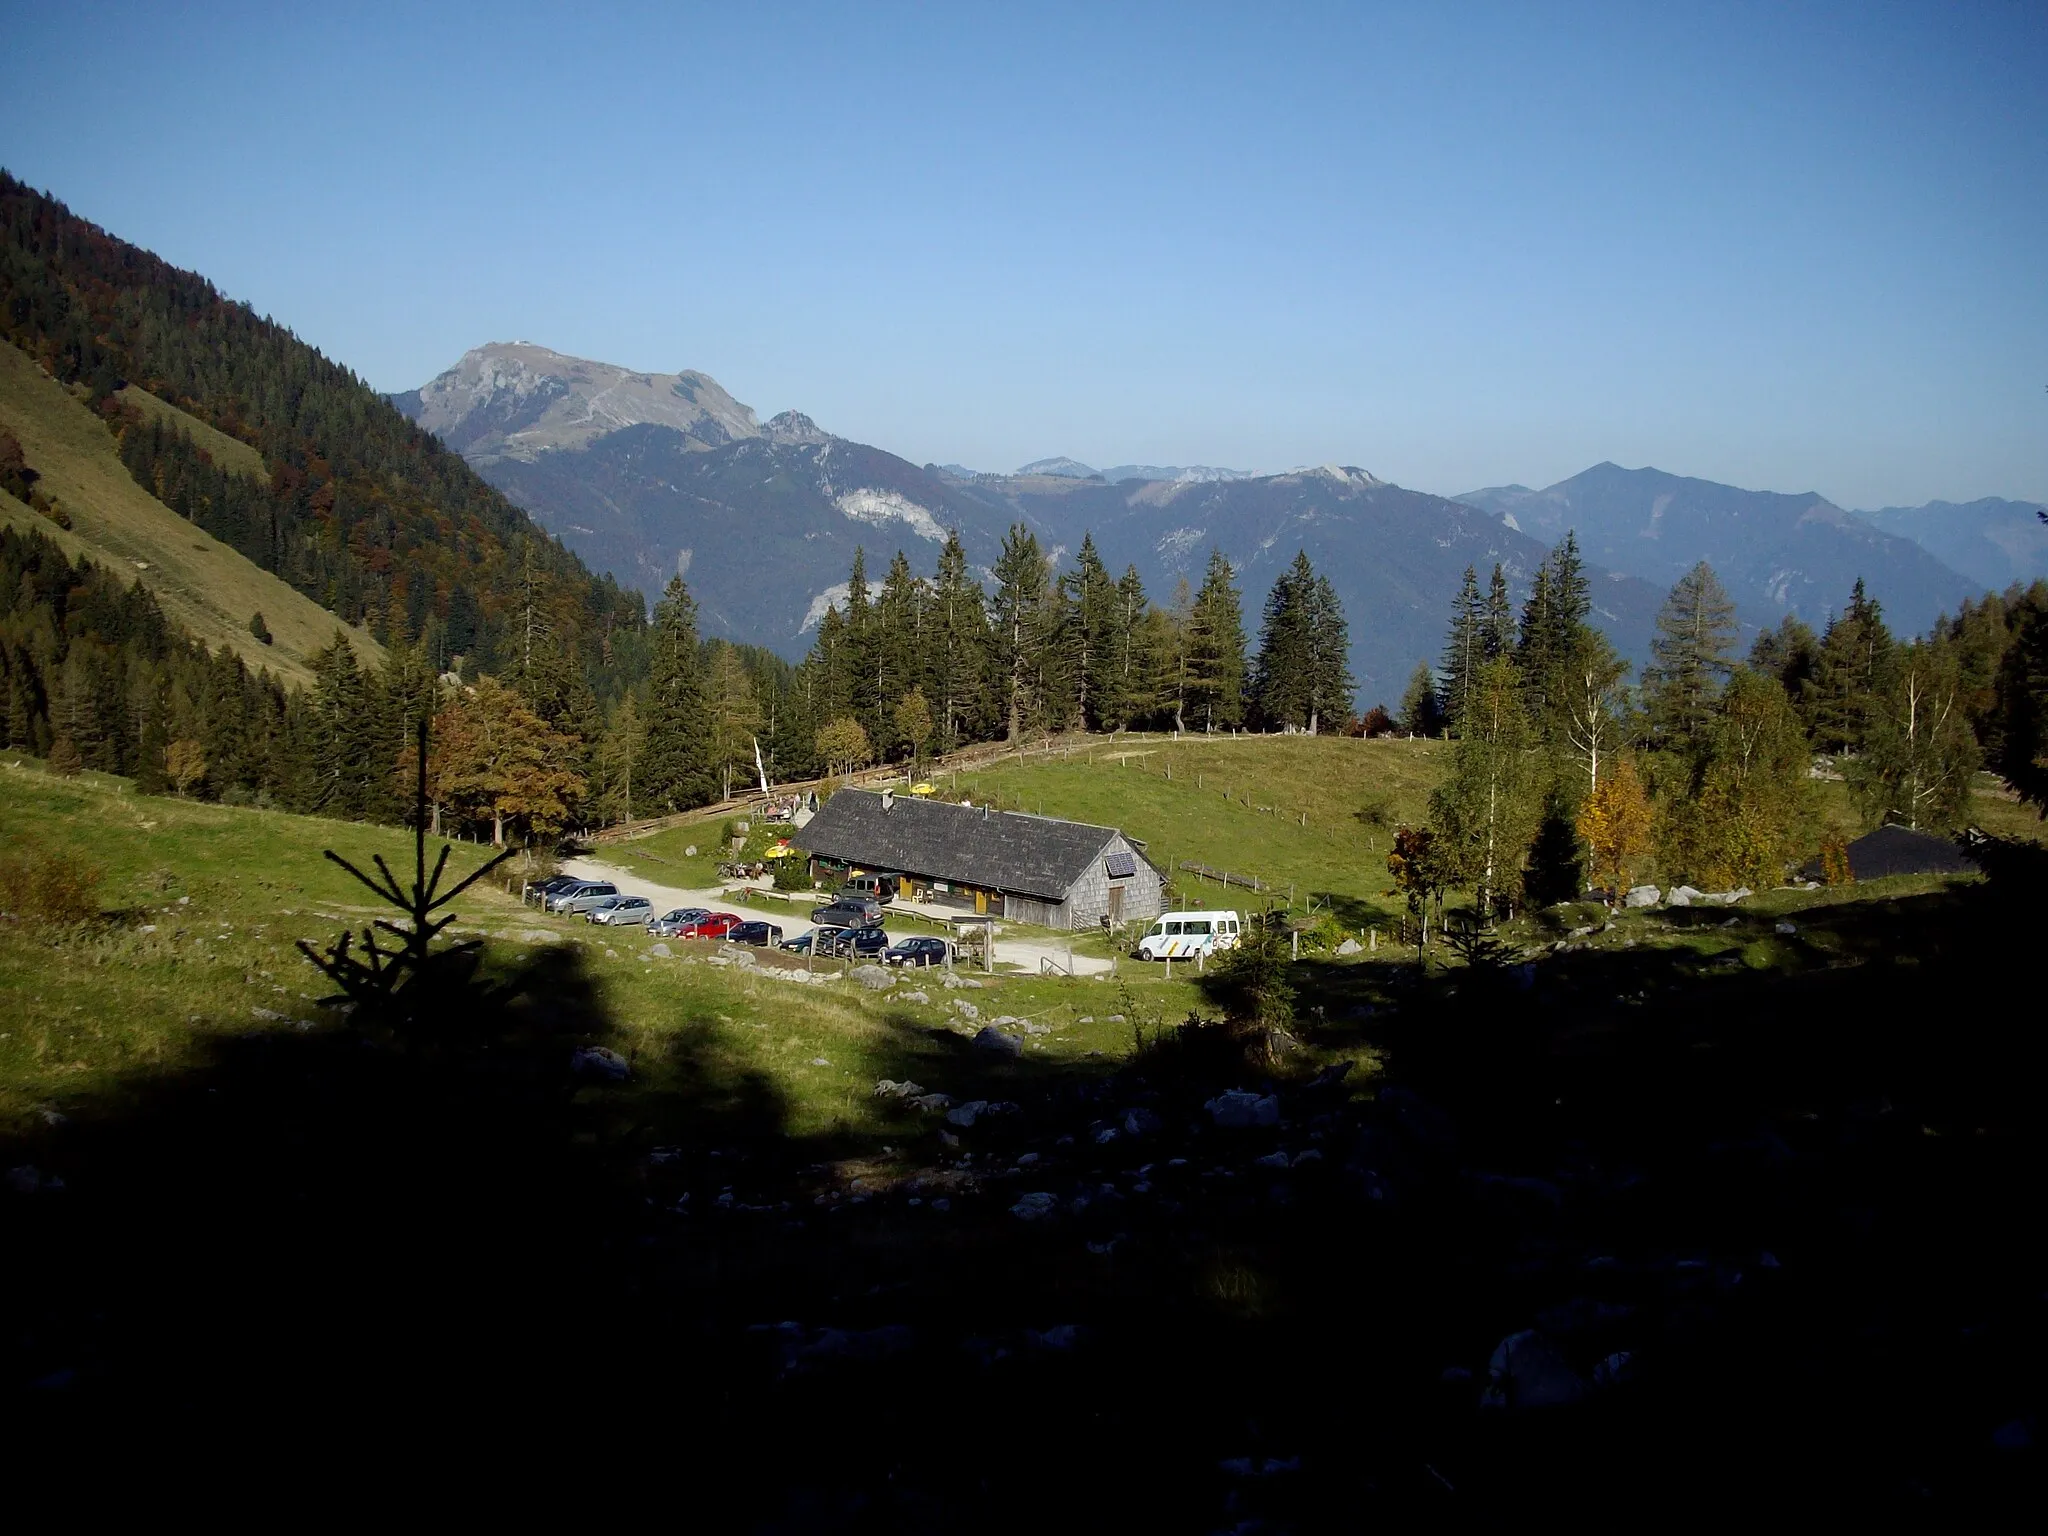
(815, 716, 872, 779)
(438, 677, 586, 845)
(164, 738, 208, 798)
(894, 687, 934, 780)
(1577, 754, 1653, 898)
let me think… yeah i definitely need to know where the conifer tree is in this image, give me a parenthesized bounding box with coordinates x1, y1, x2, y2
(990, 524, 1056, 740)
(1305, 571, 1354, 732)
(1099, 563, 1153, 730)
(306, 631, 377, 818)
(1185, 549, 1246, 732)
(1991, 593, 2048, 813)
(1439, 566, 1484, 731)
(1251, 552, 1317, 730)
(1808, 579, 1897, 755)
(1642, 562, 1739, 753)
(930, 530, 990, 750)
(872, 551, 922, 753)
(593, 693, 647, 826)
(1484, 564, 1515, 659)
(640, 575, 711, 812)
(1399, 662, 1443, 737)
(1063, 534, 1118, 729)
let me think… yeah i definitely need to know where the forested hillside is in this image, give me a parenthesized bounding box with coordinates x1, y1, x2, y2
(0, 172, 644, 688)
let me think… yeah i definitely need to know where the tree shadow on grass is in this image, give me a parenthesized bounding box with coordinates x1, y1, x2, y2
(7, 862, 2047, 1520)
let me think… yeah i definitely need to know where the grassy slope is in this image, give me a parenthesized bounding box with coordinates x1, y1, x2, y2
(0, 340, 381, 688)
(115, 383, 268, 480)
(0, 760, 1201, 1136)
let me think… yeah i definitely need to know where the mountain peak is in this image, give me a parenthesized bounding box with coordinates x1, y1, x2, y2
(400, 342, 762, 460)
(765, 409, 830, 444)
(1016, 457, 1100, 479)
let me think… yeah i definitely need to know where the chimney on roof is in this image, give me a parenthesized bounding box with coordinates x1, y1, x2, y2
(881, 788, 894, 812)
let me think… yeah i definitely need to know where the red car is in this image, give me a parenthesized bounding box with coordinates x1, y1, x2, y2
(677, 912, 742, 940)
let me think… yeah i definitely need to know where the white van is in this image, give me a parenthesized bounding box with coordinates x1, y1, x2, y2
(1138, 910, 1242, 961)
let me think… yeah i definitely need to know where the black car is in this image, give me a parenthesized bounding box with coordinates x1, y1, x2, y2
(526, 874, 579, 907)
(727, 920, 784, 947)
(885, 936, 951, 968)
(810, 898, 883, 929)
(830, 927, 891, 960)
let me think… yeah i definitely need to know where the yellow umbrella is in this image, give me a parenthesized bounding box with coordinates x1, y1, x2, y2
(910, 782, 936, 795)
(763, 843, 796, 859)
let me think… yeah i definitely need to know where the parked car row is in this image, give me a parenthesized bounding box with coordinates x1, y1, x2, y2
(521, 875, 950, 965)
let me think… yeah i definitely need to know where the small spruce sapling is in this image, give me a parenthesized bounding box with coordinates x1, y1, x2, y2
(298, 716, 517, 1037)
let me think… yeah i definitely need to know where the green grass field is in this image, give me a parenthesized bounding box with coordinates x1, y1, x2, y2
(0, 339, 381, 687)
(0, 757, 1211, 1138)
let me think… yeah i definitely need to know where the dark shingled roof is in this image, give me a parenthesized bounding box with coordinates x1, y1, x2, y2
(1844, 825, 1980, 880)
(791, 791, 1126, 901)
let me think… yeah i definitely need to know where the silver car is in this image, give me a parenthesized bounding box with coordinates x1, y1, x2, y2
(587, 895, 653, 927)
(546, 880, 618, 914)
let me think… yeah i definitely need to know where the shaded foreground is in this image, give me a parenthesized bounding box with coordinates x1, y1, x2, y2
(6, 868, 2045, 1522)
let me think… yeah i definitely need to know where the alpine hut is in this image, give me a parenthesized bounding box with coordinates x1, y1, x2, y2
(790, 789, 1166, 930)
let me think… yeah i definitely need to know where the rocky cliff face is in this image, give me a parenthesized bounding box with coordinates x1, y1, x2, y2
(392, 342, 762, 460)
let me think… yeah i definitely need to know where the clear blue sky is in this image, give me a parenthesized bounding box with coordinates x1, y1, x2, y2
(6, 1, 2044, 508)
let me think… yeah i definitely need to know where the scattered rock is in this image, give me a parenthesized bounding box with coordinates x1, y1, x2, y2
(1697, 887, 1752, 906)
(899, 990, 929, 1004)
(648, 942, 673, 957)
(1010, 1192, 1059, 1221)
(1624, 885, 1660, 908)
(729, 948, 758, 968)
(972, 1027, 1023, 1059)
(908, 1093, 954, 1113)
(781, 1324, 914, 1375)
(1774, 920, 1798, 936)
(570, 1046, 631, 1081)
(873, 1079, 926, 1099)
(852, 964, 893, 990)
(1667, 885, 1703, 907)
(250, 1007, 287, 1022)
(947, 1100, 990, 1127)
(951, 1000, 981, 1022)
(7, 1166, 64, 1195)
(1122, 1108, 1163, 1137)
(1206, 1091, 1281, 1129)
(683, 845, 698, 858)
(1254, 1151, 1291, 1169)
(1105, 1013, 1126, 1023)
(810, 1057, 830, 1067)
(1592, 1350, 1637, 1388)
(1335, 937, 1362, 956)
(1568, 925, 1594, 939)
(1077, 1015, 1095, 1024)
(1482, 1329, 1587, 1409)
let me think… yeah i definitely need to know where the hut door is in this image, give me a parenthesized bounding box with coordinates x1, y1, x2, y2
(975, 889, 987, 915)
(1107, 887, 1125, 924)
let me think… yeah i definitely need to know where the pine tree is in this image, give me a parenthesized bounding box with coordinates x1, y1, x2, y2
(1808, 579, 1897, 756)
(1484, 565, 1515, 659)
(872, 551, 922, 754)
(1991, 594, 2048, 813)
(1305, 572, 1354, 733)
(894, 687, 934, 780)
(1251, 552, 1316, 730)
(990, 525, 1055, 740)
(1642, 562, 1739, 753)
(1439, 566, 1484, 730)
(306, 631, 376, 818)
(641, 575, 711, 813)
(1399, 662, 1443, 737)
(593, 693, 647, 826)
(1064, 534, 1118, 730)
(1185, 549, 1246, 732)
(930, 530, 990, 750)
(1100, 563, 1153, 731)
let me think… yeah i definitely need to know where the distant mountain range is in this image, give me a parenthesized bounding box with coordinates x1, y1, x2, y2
(1454, 465, 2041, 637)
(994, 458, 1259, 484)
(395, 344, 2041, 699)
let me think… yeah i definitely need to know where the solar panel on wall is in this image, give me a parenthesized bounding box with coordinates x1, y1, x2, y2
(1104, 851, 1136, 878)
